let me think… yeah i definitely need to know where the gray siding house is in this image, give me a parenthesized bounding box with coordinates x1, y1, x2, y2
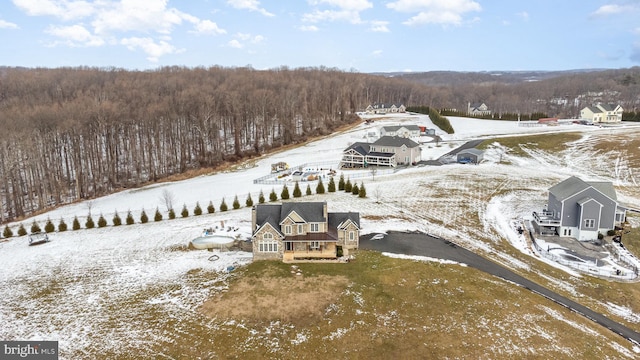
(532, 176, 626, 241)
(340, 136, 421, 168)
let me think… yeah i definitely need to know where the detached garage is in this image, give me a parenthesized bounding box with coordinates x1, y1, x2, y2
(456, 148, 484, 164)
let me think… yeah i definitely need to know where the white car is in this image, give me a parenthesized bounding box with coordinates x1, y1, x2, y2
(370, 233, 385, 240)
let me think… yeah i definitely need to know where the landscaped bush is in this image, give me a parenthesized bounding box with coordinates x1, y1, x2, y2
(344, 179, 352, 192)
(258, 190, 265, 204)
(194, 202, 202, 216)
(293, 182, 302, 198)
(18, 224, 27, 236)
(351, 183, 359, 195)
(246, 193, 254, 207)
(168, 208, 176, 219)
(72, 217, 81, 230)
(140, 210, 149, 223)
(233, 196, 240, 209)
(97, 215, 107, 228)
(328, 177, 336, 192)
(44, 218, 55, 233)
(359, 182, 367, 198)
(281, 184, 290, 200)
(316, 178, 325, 194)
(154, 208, 163, 222)
(85, 215, 95, 229)
(338, 174, 345, 191)
(220, 198, 228, 212)
(207, 201, 215, 214)
(181, 205, 189, 218)
(306, 184, 312, 196)
(607, 229, 617, 236)
(269, 189, 278, 202)
(126, 211, 135, 225)
(113, 212, 122, 226)
(58, 219, 68, 232)
(3, 225, 13, 238)
(31, 221, 42, 234)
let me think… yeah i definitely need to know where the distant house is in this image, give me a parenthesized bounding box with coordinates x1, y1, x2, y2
(251, 202, 360, 262)
(532, 176, 626, 241)
(467, 102, 491, 116)
(340, 136, 421, 169)
(580, 104, 623, 123)
(456, 148, 484, 164)
(365, 103, 406, 115)
(380, 125, 421, 139)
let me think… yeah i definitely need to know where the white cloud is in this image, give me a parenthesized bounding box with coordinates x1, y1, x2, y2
(228, 33, 265, 48)
(227, 0, 274, 17)
(517, 11, 529, 21)
(228, 39, 243, 48)
(120, 36, 182, 62)
(0, 19, 19, 29)
(13, 0, 226, 62)
(592, 4, 624, 16)
(309, 0, 372, 12)
(12, 0, 94, 21)
(591, 3, 640, 17)
(191, 19, 226, 35)
(371, 49, 382, 57)
(299, 25, 319, 32)
(369, 20, 389, 32)
(303, 0, 372, 24)
(45, 24, 104, 46)
(387, 0, 481, 26)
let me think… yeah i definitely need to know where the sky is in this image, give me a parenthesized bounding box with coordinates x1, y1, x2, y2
(1, 0, 640, 72)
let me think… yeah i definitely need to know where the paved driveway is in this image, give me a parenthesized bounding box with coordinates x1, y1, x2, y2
(360, 231, 640, 345)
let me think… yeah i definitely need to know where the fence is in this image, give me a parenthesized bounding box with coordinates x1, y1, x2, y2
(253, 160, 398, 185)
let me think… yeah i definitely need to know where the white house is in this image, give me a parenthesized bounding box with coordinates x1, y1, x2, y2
(467, 102, 491, 116)
(580, 104, 623, 123)
(365, 103, 406, 115)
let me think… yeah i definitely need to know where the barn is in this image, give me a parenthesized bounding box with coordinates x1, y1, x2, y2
(456, 148, 484, 164)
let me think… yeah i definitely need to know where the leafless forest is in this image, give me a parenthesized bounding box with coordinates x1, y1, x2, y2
(1, 66, 639, 223)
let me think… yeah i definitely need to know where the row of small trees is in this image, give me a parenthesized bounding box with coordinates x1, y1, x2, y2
(1, 176, 366, 238)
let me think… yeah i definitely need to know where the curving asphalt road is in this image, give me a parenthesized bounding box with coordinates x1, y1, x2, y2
(360, 231, 640, 346)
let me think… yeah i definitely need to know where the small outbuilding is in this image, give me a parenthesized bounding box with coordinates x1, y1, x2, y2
(456, 148, 484, 164)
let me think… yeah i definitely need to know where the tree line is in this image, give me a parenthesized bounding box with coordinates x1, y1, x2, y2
(0, 66, 418, 223)
(2, 175, 366, 237)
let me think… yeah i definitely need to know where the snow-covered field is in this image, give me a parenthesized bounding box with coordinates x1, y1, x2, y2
(2, 113, 640, 357)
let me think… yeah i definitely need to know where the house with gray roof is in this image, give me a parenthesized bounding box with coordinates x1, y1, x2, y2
(380, 125, 421, 139)
(340, 136, 421, 169)
(365, 102, 406, 114)
(580, 104, 623, 123)
(532, 176, 626, 241)
(467, 102, 491, 116)
(251, 201, 360, 262)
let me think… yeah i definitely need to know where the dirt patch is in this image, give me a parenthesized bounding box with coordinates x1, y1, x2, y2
(200, 271, 349, 325)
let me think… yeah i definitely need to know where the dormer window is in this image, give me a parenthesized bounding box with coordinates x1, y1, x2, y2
(284, 225, 292, 235)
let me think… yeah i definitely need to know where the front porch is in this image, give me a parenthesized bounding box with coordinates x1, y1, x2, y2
(283, 240, 338, 262)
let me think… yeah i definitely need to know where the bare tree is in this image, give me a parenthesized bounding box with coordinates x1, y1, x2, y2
(160, 189, 175, 211)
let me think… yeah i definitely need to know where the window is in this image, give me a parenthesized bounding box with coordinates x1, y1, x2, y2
(258, 240, 278, 253)
(263, 233, 273, 240)
(310, 241, 320, 250)
(284, 225, 292, 235)
(310, 223, 319, 232)
(349, 231, 355, 241)
(298, 224, 303, 234)
(584, 219, 595, 228)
